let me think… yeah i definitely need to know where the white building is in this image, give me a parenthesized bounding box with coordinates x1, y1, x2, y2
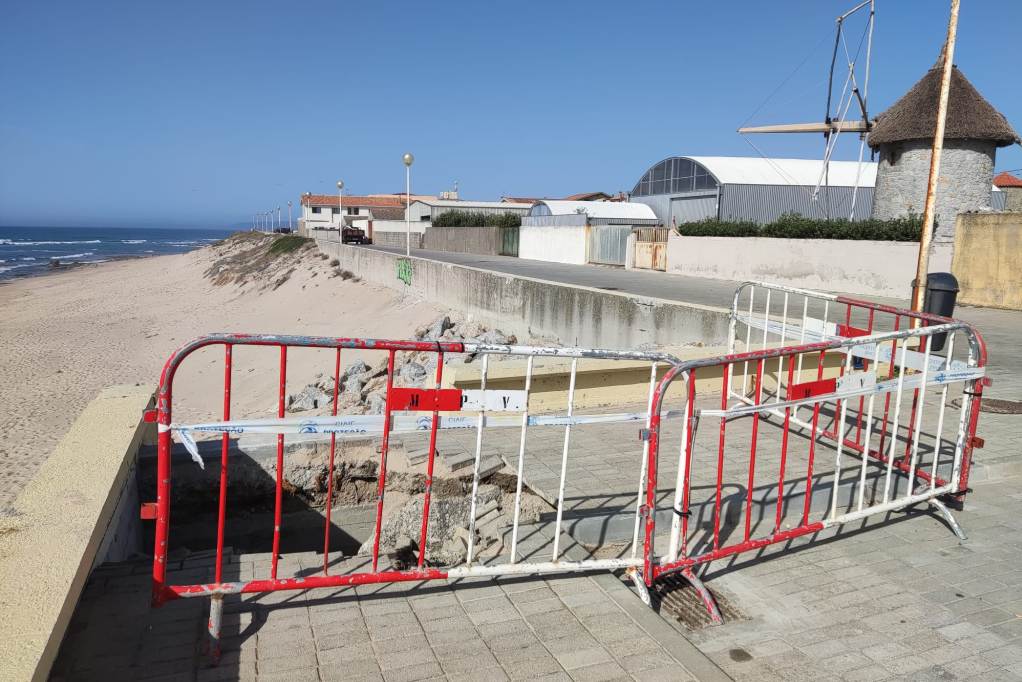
(370, 199, 533, 248)
(298, 194, 407, 238)
(519, 200, 658, 266)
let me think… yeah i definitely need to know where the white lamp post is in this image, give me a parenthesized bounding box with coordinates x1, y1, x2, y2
(403, 152, 414, 257)
(336, 180, 344, 246)
(276, 206, 281, 231)
(287, 201, 293, 231)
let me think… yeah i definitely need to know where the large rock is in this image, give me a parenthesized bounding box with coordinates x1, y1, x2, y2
(425, 315, 454, 340)
(400, 362, 428, 385)
(288, 384, 332, 412)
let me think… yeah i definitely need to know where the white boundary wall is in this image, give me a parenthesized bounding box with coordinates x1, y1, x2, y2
(665, 232, 952, 298)
(519, 225, 587, 265)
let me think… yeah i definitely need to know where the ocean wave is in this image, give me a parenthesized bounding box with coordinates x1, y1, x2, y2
(0, 263, 35, 273)
(0, 239, 102, 246)
(121, 239, 146, 244)
(21, 257, 37, 261)
(49, 251, 95, 260)
(167, 241, 200, 246)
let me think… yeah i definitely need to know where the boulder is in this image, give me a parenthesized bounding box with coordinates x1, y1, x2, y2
(287, 384, 332, 412)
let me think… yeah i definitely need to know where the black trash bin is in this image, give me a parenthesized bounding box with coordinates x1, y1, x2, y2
(912, 272, 959, 352)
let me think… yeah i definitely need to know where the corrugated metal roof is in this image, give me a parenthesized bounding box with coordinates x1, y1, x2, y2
(685, 156, 878, 187)
(531, 200, 657, 220)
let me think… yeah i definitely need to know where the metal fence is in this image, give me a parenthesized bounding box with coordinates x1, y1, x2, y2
(146, 282, 988, 661)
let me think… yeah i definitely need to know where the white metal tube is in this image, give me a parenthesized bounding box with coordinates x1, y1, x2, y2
(856, 343, 882, 511)
(631, 362, 658, 559)
(509, 355, 534, 564)
(907, 340, 933, 493)
(775, 293, 789, 403)
(551, 358, 578, 561)
(405, 165, 411, 257)
(882, 345, 908, 502)
(742, 288, 754, 396)
(796, 296, 809, 382)
(829, 350, 855, 520)
(930, 334, 955, 490)
(466, 353, 489, 564)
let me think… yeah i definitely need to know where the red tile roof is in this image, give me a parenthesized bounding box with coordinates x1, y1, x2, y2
(562, 191, 612, 201)
(301, 194, 406, 208)
(993, 171, 1022, 188)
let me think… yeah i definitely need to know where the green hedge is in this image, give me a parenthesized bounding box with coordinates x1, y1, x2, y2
(432, 210, 521, 228)
(677, 213, 923, 242)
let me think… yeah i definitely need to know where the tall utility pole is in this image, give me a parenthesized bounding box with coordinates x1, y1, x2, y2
(912, 0, 960, 315)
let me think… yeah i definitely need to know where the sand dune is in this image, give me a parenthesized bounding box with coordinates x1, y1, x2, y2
(0, 235, 444, 507)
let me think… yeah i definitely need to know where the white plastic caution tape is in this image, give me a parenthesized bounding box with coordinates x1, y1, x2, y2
(168, 409, 687, 468)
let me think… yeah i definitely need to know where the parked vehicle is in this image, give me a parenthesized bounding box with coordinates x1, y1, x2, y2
(341, 226, 370, 244)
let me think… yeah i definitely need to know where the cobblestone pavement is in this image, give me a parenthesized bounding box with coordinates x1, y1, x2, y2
(52, 526, 724, 682)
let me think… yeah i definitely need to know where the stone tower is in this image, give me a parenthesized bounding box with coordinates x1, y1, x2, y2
(869, 62, 1019, 241)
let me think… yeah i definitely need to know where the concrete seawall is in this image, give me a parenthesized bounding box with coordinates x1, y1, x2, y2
(314, 238, 731, 348)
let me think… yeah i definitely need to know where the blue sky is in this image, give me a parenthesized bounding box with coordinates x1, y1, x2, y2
(1, 0, 1019, 228)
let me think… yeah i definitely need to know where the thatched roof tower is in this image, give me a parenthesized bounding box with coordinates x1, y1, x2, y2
(869, 62, 1019, 237)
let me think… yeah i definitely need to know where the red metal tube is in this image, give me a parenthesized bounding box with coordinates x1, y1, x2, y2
(775, 360, 795, 533)
(372, 351, 397, 572)
(271, 345, 287, 580)
(744, 359, 764, 542)
(643, 411, 661, 585)
(323, 348, 342, 574)
(801, 350, 826, 526)
(417, 353, 444, 568)
(214, 345, 232, 584)
(713, 364, 730, 551)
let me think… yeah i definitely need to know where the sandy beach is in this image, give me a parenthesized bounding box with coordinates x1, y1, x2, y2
(0, 235, 444, 507)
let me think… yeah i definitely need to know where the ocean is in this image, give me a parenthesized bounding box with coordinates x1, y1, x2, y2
(0, 226, 236, 281)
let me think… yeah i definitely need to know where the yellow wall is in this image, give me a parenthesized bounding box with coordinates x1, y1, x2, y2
(952, 213, 1022, 310)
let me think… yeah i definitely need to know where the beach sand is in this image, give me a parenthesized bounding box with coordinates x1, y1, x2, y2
(0, 236, 443, 507)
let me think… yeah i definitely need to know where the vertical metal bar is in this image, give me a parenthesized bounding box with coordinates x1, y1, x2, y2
(466, 353, 490, 564)
(907, 337, 932, 493)
(323, 348, 341, 574)
(901, 335, 928, 464)
(552, 357, 578, 561)
(775, 360, 795, 532)
(775, 293, 789, 403)
(371, 350, 397, 572)
(829, 350, 855, 520)
(632, 362, 658, 559)
(152, 394, 173, 606)
(208, 594, 223, 664)
(801, 349, 827, 526)
(668, 370, 696, 562)
(877, 315, 901, 458)
(417, 352, 445, 568)
(796, 296, 809, 380)
(509, 355, 534, 564)
(857, 343, 882, 511)
(761, 290, 772, 351)
(744, 359, 765, 542)
(883, 344, 908, 503)
(741, 288, 754, 396)
(930, 334, 955, 490)
(271, 345, 287, 580)
(854, 309, 876, 446)
(214, 344, 232, 585)
(713, 364, 730, 551)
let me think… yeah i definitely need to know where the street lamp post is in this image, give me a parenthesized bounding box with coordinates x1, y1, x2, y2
(337, 180, 344, 247)
(403, 153, 414, 257)
(288, 201, 293, 231)
(277, 206, 281, 231)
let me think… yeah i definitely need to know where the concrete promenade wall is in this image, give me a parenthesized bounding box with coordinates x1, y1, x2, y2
(0, 385, 154, 682)
(665, 232, 953, 298)
(313, 237, 730, 348)
(953, 212, 1022, 310)
(519, 225, 587, 265)
(424, 225, 502, 255)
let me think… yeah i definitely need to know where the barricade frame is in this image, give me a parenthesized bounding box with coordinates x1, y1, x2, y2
(146, 283, 988, 660)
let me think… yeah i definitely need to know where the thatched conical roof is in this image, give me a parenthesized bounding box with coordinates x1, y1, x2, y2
(868, 64, 1019, 148)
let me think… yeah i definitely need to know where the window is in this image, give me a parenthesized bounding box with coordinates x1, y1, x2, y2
(332, 207, 340, 215)
(311, 206, 322, 214)
(347, 207, 360, 215)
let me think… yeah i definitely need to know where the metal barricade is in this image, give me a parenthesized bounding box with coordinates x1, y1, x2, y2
(146, 282, 988, 657)
(148, 335, 677, 661)
(641, 282, 987, 621)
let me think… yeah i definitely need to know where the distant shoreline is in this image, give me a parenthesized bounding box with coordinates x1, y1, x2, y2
(0, 250, 181, 286)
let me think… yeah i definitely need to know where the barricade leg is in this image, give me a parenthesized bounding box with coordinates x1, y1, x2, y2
(207, 594, 223, 664)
